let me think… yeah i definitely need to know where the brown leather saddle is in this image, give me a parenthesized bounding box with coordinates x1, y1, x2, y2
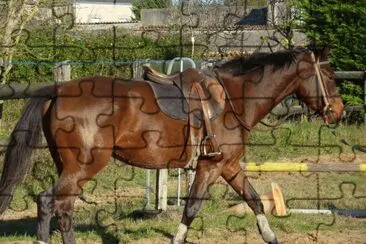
(143, 65, 225, 160)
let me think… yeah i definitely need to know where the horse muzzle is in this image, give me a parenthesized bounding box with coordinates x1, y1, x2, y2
(323, 101, 344, 125)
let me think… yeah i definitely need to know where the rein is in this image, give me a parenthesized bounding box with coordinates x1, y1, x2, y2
(213, 69, 252, 132)
(327, 126, 366, 153)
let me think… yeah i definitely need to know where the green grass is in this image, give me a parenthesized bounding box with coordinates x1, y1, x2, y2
(245, 121, 366, 162)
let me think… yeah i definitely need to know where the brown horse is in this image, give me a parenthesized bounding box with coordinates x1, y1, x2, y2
(0, 46, 343, 244)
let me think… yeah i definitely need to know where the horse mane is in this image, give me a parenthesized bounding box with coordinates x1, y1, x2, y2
(217, 48, 308, 76)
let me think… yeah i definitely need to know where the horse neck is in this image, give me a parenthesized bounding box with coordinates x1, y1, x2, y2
(221, 63, 302, 129)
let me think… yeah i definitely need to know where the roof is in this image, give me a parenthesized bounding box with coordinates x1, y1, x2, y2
(236, 7, 267, 25)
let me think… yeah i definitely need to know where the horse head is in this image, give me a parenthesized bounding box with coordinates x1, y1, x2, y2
(295, 45, 344, 124)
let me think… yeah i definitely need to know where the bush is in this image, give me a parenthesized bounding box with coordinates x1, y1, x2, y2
(8, 27, 194, 84)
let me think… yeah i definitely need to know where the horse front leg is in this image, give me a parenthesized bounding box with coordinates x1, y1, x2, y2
(222, 164, 279, 244)
(172, 160, 222, 244)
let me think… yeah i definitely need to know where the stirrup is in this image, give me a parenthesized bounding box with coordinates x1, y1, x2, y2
(201, 135, 222, 158)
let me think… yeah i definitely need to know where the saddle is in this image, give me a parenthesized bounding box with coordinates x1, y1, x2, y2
(143, 65, 225, 160)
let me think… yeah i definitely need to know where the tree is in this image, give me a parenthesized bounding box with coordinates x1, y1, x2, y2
(296, 0, 366, 71)
(0, 0, 42, 84)
(131, 0, 172, 20)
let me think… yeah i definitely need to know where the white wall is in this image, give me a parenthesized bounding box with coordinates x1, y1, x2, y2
(75, 2, 133, 23)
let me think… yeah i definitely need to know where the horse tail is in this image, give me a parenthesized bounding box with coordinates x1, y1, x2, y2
(0, 85, 56, 214)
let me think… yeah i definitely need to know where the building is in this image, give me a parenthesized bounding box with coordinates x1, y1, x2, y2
(75, 0, 134, 23)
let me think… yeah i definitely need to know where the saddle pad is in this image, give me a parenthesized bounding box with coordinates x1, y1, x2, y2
(145, 80, 202, 127)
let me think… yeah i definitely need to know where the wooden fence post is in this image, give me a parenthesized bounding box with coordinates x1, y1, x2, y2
(132, 60, 147, 80)
(364, 71, 366, 125)
(53, 61, 71, 82)
(155, 169, 168, 211)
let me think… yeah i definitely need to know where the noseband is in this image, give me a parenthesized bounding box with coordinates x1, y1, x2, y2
(310, 52, 333, 116)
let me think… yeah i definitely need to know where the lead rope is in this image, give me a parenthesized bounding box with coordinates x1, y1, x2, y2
(327, 126, 366, 153)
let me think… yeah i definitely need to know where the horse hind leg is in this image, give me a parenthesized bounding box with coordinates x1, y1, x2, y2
(34, 174, 79, 244)
(35, 183, 77, 244)
(35, 125, 64, 243)
(35, 187, 55, 244)
(54, 187, 77, 244)
(222, 166, 278, 244)
(34, 151, 111, 244)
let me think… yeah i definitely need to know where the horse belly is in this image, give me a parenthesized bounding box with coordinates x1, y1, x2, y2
(113, 90, 198, 169)
(113, 123, 196, 169)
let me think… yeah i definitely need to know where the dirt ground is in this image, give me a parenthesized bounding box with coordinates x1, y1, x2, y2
(128, 229, 366, 244)
(3, 230, 366, 244)
(86, 229, 366, 244)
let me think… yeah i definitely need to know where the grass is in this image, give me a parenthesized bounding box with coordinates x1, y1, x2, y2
(245, 121, 366, 162)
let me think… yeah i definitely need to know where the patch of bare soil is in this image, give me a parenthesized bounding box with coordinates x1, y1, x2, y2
(126, 229, 366, 244)
(277, 230, 366, 244)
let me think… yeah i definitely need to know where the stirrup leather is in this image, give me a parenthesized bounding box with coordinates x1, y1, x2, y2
(191, 82, 223, 160)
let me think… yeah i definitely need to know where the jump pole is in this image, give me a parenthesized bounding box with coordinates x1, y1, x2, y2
(241, 162, 366, 172)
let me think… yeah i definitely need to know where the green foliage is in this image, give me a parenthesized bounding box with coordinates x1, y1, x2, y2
(131, 0, 171, 20)
(339, 81, 364, 124)
(339, 81, 363, 106)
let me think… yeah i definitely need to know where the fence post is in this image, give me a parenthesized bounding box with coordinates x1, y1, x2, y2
(364, 71, 366, 125)
(155, 169, 168, 211)
(132, 60, 148, 80)
(53, 61, 71, 82)
(133, 60, 151, 207)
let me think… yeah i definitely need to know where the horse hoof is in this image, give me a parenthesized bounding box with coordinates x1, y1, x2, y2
(171, 239, 184, 244)
(269, 238, 279, 244)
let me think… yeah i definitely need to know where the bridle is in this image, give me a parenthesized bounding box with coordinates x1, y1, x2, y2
(310, 52, 334, 118)
(311, 53, 366, 153)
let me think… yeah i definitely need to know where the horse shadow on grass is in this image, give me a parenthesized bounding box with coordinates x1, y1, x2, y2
(0, 217, 118, 243)
(0, 210, 175, 244)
